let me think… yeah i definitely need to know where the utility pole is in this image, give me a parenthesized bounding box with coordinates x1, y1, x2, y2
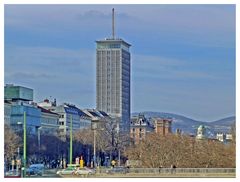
(69, 114, 73, 165)
(93, 129, 96, 168)
(91, 119, 98, 168)
(23, 111, 26, 177)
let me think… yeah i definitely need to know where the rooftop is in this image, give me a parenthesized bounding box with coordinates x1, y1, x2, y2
(38, 106, 59, 116)
(96, 38, 131, 47)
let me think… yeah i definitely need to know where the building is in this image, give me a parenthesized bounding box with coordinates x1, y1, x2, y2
(96, 8, 131, 133)
(196, 125, 206, 140)
(38, 99, 93, 140)
(49, 103, 90, 140)
(10, 103, 41, 135)
(154, 118, 172, 135)
(4, 84, 33, 101)
(38, 106, 59, 136)
(216, 133, 233, 143)
(175, 128, 182, 135)
(5, 85, 61, 136)
(216, 133, 226, 142)
(38, 98, 57, 109)
(4, 84, 41, 135)
(4, 101, 12, 125)
(226, 134, 233, 141)
(130, 114, 154, 144)
(83, 109, 112, 130)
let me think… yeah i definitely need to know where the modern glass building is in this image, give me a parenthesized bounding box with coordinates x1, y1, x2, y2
(4, 84, 33, 101)
(96, 38, 131, 133)
(11, 104, 41, 135)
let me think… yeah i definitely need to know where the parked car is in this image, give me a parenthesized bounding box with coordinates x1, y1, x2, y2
(74, 167, 95, 176)
(106, 166, 127, 174)
(56, 166, 76, 175)
(26, 164, 44, 176)
(5, 170, 21, 178)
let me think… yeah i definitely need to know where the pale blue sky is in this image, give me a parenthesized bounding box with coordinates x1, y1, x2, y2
(4, 4, 236, 121)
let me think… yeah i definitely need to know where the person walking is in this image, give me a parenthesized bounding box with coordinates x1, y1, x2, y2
(111, 160, 116, 168)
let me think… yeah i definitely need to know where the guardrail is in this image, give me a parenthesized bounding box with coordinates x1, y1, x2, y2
(130, 168, 236, 174)
(97, 167, 235, 174)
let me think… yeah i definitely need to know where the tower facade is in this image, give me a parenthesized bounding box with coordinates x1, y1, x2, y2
(96, 9, 131, 133)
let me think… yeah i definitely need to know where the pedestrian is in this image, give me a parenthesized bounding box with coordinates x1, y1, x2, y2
(159, 165, 162, 174)
(173, 165, 176, 174)
(111, 160, 116, 168)
(170, 164, 173, 174)
(80, 156, 84, 168)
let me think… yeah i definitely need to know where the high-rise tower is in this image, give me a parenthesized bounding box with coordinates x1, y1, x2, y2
(96, 8, 131, 133)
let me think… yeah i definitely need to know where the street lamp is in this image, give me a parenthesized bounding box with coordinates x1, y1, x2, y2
(91, 118, 98, 168)
(111, 115, 121, 166)
(69, 114, 73, 165)
(37, 126, 42, 157)
(91, 118, 105, 168)
(23, 112, 27, 178)
(17, 112, 27, 178)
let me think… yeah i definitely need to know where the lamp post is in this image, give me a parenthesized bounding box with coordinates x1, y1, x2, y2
(91, 119, 98, 168)
(69, 114, 73, 165)
(23, 111, 26, 178)
(113, 115, 121, 166)
(37, 126, 42, 158)
(17, 147, 20, 175)
(93, 128, 96, 167)
(16, 112, 28, 177)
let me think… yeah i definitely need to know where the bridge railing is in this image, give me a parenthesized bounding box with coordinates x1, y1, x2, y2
(97, 167, 235, 174)
(128, 168, 235, 174)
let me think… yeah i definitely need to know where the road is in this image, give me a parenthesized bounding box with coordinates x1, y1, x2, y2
(27, 169, 235, 178)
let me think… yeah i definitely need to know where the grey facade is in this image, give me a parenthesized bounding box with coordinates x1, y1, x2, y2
(96, 39, 131, 133)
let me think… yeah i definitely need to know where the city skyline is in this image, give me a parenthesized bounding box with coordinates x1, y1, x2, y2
(4, 4, 236, 121)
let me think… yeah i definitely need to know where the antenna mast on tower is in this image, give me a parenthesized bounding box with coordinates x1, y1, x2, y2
(112, 8, 115, 39)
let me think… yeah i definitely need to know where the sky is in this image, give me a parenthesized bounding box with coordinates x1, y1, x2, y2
(4, 4, 236, 121)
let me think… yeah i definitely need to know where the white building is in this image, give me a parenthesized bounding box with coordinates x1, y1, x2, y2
(196, 125, 206, 140)
(216, 133, 226, 142)
(216, 133, 233, 142)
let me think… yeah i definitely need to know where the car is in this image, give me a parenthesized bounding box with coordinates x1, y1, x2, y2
(106, 166, 127, 174)
(74, 167, 95, 176)
(26, 164, 44, 176)
(5, 170, 21, 178)
(56, 166, 76, 175)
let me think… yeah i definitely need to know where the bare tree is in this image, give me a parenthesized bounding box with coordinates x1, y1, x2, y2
(4, 124, 21, 162)
(125, 133, 235, 168)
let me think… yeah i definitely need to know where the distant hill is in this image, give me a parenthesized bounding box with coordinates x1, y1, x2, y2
(209, 116, 235, 126)
(131, 112, 235, 138)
